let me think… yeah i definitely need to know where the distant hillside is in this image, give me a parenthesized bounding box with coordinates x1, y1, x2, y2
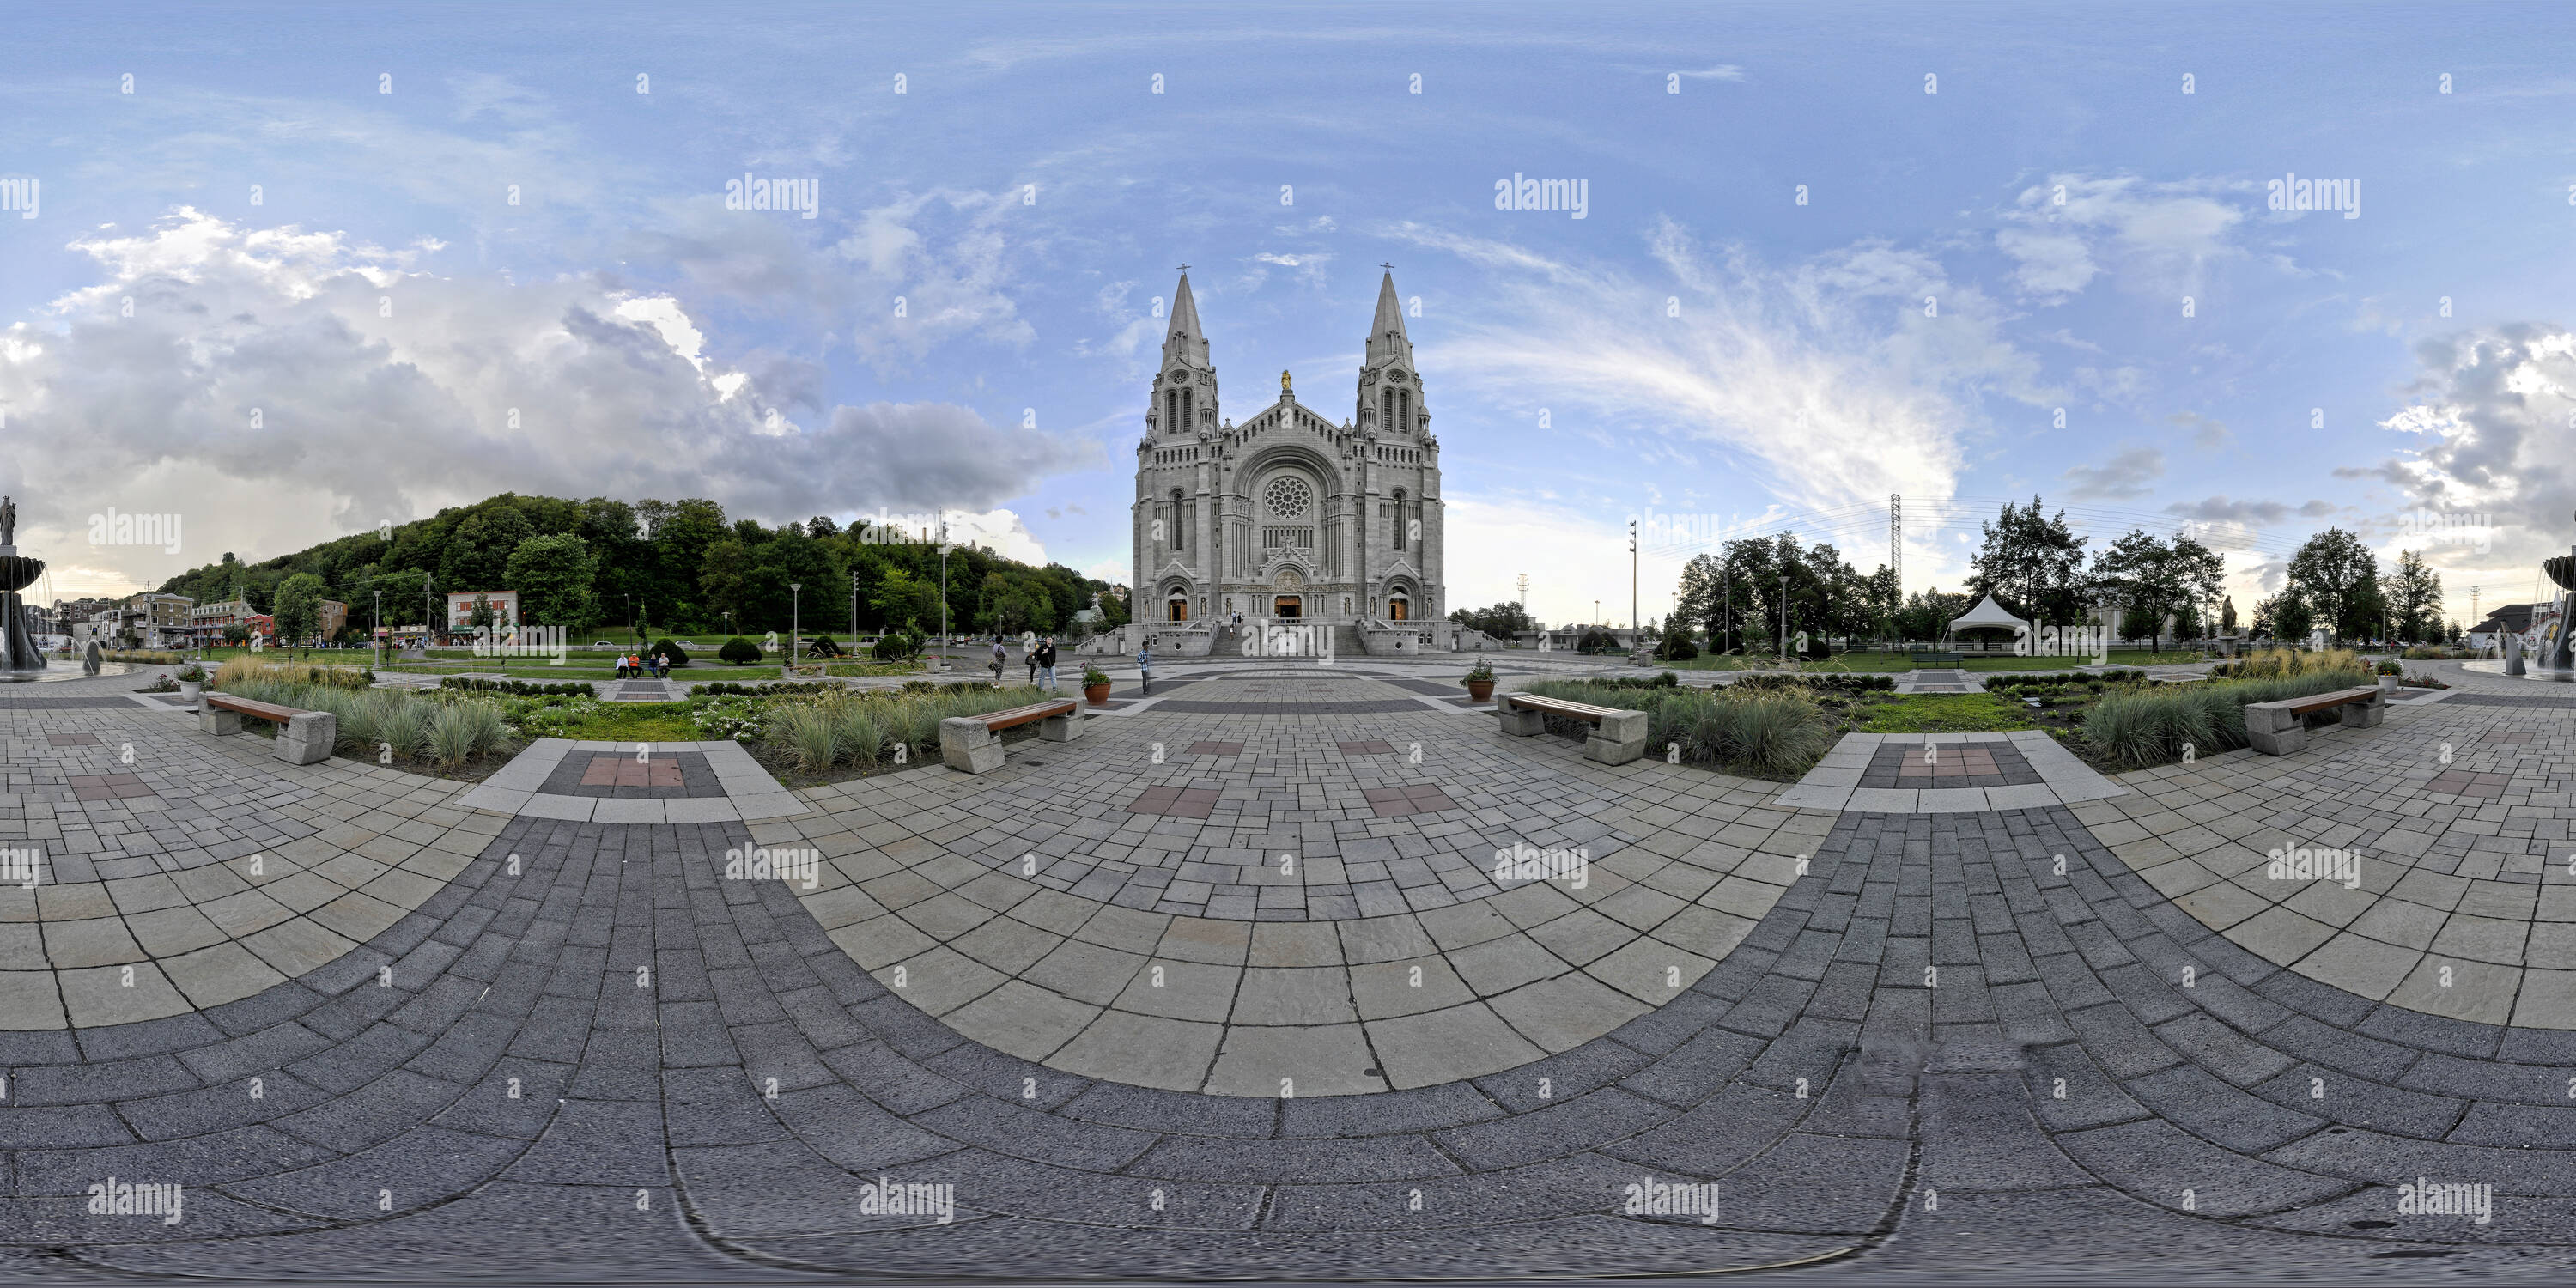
(157, 494, 1126, 639)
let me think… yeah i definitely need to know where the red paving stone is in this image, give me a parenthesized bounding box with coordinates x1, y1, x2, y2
(1185, 742, 1245, 756)
(67, 773, 155, 801)
(46, 733, 102, 747)
(1337, 740, 1395, 755)
(1363, 784, 1459, 817)
(1126, 786, 1222, 819)
(580, 755, 683, 788)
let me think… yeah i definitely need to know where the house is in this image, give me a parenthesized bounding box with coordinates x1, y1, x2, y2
(2468, 603, 2537, 650)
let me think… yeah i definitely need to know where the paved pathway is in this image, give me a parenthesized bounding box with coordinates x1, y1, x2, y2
(2, 665, 2573, 1278)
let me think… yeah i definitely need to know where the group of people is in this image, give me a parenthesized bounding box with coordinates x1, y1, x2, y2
(990, 634, 1063, 692)
(615, 650, 671, 679)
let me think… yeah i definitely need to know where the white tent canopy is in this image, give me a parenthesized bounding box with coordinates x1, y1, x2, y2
(1946, 594, 2032, 641)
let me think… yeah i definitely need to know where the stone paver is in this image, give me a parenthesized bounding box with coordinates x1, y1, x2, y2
(3, 662, 2575, 1277)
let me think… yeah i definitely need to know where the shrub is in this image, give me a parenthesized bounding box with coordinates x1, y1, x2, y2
(872, 630, 924, 663)
(653, 638, 690, 666)
(1731, 672, 1895, 694)
(772, 703, 842, 773)
(379, 697, 434, 761)
(1656, 632, 1700, 661)
(2079, 666, 2367, 769)
(1080, 665, 1109, 688)
(441, 677, 591, 696)
(1464, 660, 1495, 684)
(720, 636, 762, 665)
(1576, 628, 1618, 653)
(1519, 678, 1833, 776)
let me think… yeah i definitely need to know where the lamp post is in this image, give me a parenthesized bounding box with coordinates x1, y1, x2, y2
(938, 518, 953, 671)
(1778, 574, 1789, 665)
(424, 576, 435, 650)
(1628, 518, 1637, 649)
(789, 582, 802, 677)
(372, 590, 380, 669)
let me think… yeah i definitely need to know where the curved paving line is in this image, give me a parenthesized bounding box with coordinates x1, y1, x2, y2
(2, 792, 2569, 1278)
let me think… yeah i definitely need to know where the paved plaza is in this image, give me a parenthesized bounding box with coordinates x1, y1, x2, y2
(1, 659, 2573, 1279)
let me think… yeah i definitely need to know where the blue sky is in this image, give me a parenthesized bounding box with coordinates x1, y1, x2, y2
(8, 2, 2576, 626)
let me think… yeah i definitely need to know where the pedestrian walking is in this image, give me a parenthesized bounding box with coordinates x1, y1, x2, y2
(1036, 636, 1059, 693)
(988, 639, 1006, 683)
(1136, 642, 1153, 695)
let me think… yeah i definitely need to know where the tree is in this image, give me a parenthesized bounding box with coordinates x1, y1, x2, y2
(273, 573, 326, 645)
(505, 532, 599, 627)
(2088, 530, 2224, 652)
(2388, 549, 2443, 642)
(2285, 528, 2379, 644)
(1449, 602, 1536, 639)
(437, 506, 537, 593)
(720, 636, 762, 665)
(1970, 496, 2092, 625)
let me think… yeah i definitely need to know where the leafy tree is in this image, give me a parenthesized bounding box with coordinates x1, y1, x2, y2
(273, 572, 326, 645)
(2087, 530, 2224, 652)
(1449, 601, 1536, 639)
(437, 506, 536, 593)
(720, 636, 762, 665)
(1970, 496, 2092, 625)
(2388, 549, 2443, 642)
(2285, 528, 2380, 644)
(504, 532, 598, 627)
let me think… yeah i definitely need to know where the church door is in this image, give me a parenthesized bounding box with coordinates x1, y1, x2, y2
(1273, 596, 1302, 620)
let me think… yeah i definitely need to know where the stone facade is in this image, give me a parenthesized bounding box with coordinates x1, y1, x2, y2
(1131, 270, 1443, 631)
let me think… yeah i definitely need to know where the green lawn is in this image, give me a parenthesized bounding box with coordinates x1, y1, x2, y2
(1856, 693, 2044, 732)
(1664, 649, 2204, 673)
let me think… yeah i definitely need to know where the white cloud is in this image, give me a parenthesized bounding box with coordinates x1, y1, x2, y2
(2062, 445, 2166, 499)
(1391, 219, 2052, 519)
(0, 208, 1097, 597)
(1996, 173, 2247, 303)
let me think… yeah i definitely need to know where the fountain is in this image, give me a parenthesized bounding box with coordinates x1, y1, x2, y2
(2549, 544, 2576, 683)
(0, 496, 48, 682)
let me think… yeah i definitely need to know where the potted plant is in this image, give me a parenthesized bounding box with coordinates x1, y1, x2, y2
(1082, 665, 1113, 706)
(2374, 659, 2402, 693)
(174, 663, 207, 704)
(1463, 660, 1496, 702)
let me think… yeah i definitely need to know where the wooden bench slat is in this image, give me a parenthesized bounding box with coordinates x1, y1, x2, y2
(969, 700, 1078, 731)
(204, 695, 305, 721)
(2277, 687, 2379, 715)
(1504, 694, 1621, 721)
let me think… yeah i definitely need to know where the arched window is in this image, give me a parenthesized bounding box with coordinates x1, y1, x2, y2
(1392, 489, 1406, 549)
(1170, 489, 1186, 550)
(1400, 390, 1413, 432)
(1182, 388, 1194, 434)
(1382, 389, 1396, 438)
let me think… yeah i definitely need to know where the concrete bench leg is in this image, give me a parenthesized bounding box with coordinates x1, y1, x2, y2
(2342, 697, 2385, 729)
(1584, 709, 1650, 766)
(199, 707, 242, 736)
(1040, 711, 1084, 742)
(276, 711, 336, 765)
(1497, 703, 1546, 737)
(939, 716, 1005, 774)
(2245, 708, 2306, 756)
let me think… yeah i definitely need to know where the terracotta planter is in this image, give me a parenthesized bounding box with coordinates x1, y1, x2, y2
(1465, 679, 1495, 702)
(1084, 682, 1112, 706)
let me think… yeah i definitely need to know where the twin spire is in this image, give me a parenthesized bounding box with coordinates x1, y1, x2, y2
(1161, 268, 1411, 371)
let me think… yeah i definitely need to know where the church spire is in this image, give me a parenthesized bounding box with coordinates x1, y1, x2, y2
(1166, 270, 1207, 366)
(1365, 270, 1409, 367)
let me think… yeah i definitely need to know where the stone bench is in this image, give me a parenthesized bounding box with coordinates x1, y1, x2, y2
(1497, 692, 1649, 765)
(1910, 651, 1964, 665)
(2244, 686, 2383, 756)
(939, 699, 1082, 774)
(202, 693, 337, 765)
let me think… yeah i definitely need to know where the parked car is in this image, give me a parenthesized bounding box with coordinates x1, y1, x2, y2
(592, 641, 615, 647)
(673, 641, 698, 649)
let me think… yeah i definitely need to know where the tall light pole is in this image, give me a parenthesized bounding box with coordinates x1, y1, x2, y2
(1629, 518, 1638, 648)
(789, 582, 802, 677)
(372, 590, 380, 669)
(850, 571, 860, 647)
(1778, 574, 1789, 664)
(424, 575, 435, 650)
(938, 517, 953, 671)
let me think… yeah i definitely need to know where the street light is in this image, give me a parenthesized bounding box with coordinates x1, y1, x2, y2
(938, 518, 954, 671)
(1778, 574, 1789, 664)
(789, 582, 802, 677)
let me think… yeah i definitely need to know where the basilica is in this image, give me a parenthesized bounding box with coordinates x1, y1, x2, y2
(1130, 270, 1444, 630)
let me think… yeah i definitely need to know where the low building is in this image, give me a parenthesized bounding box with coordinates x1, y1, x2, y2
(191, 598, 255, 644)
(315, 599, 349, 644)
(2468, 603, 2537, 650)
(125, 592, 195, 647)
(445, 590, 519, 636)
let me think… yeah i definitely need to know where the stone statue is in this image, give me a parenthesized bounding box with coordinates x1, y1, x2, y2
(1280, 369, 1291, 394)
(0, 495, 14, 547)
